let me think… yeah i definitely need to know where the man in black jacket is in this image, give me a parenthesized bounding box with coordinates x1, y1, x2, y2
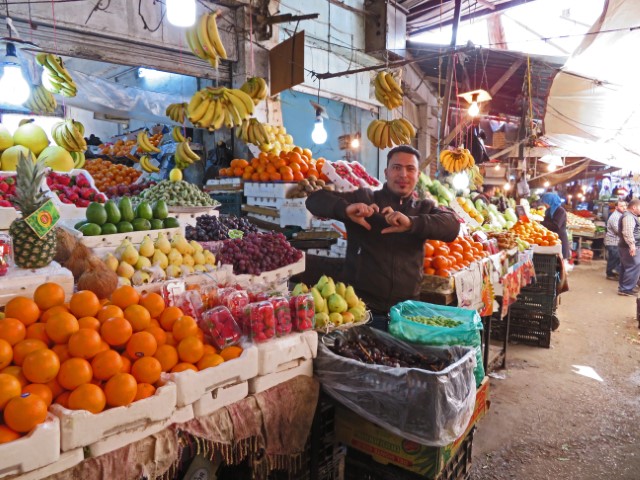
(305, 145, 460, 328)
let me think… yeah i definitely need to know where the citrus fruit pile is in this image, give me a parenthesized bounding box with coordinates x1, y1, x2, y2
(510, 220, 559, 247)
(423, 236, 488, 277)
(0, 283, 242, 443)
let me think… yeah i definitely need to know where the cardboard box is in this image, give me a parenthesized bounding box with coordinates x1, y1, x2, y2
(336, 377, 489, 477)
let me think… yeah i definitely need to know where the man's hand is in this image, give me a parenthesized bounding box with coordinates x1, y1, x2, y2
(346, 203, 379, 230)
(380, 206, 412, 234)
(631, 246, 636, 257)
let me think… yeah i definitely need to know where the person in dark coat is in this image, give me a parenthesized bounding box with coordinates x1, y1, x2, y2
(540, 192, 570, 260)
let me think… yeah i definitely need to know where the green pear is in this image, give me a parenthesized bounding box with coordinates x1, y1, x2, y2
(152, 250, 169, 269)
(165, 264, 182, 278)
(321, 281, 336, 299)
(131, 270, 150, 286)
(121, 244, 139, 266)
(139, 236, 155, 258)
(315, 275, 329, 291)
(336, 282, 346, 298)
(327, 293, 348, 314)
(116, 261, 135, 279)
(291, 283, 308, 296)
(314, 312, 330, 328)
(310, 287, 325, 313)
(190, 240, 203, 253)
(345, 286, 359, 309)
(154, 233, 171, 254)
(168, 248, 183, 266)
(135, 256, 152, 270)
(193, 251, 206, 265)
(348, 306, 366, 322)
(103, 253, 119, 272)
(329, 312, 343, 326)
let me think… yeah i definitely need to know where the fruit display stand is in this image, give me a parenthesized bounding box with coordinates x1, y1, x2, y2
(256, 330, 318, 375)
(0, 261, 74, 307)
(60, 220, 184, 249)
(14, 448, 85, 480)
(248, 357, 314, 394)
(0, 207, 18, 230)
(47, 169, 102, 221)
(169, 206, 219, 228)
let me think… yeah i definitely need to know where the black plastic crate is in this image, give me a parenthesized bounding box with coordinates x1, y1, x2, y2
(520, 270, 558, 295)
(510, 291, 556, 314)
(532, 253, 558, 276)
(343, 428, 475, 480)
(211, 193, 243, 217)
(491, 309, 552, 348)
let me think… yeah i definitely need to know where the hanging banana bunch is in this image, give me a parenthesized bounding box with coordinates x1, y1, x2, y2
(373, 71, 404, 110)
(174, 141, 201, 170)
(468, 165, 484, 189)
(239, 77, 268, 105)
(235, 118, 272, 146)
(366, 118, 416, 149)
(137, 130, 161, 154)
(440, 147, 476, 173)
(36, 53, 77, 97)
(24, 85, 57, 114)
(51, 119, 87, 153)
(139, 155, 160, 173)
(187, 86, 254, 130)
(171, 126, 187, 143)
(185, 12, 227, 69)
(166, 103, 188, 124)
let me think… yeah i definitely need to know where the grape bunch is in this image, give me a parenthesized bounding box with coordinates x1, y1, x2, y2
(185, 214, 259, 242)
(218, 232, 303, 275)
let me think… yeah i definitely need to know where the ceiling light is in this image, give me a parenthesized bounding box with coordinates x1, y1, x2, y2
(458, 89, 491, 118)
(166, 0, 196, 27)
(452, 172, 470, 190)
(350, 135, 360, 150)
(543, 180, 550, 188)
(311, 109, 327, 145)
(0, 43, 30, 106)
(503, 182, 511, 191)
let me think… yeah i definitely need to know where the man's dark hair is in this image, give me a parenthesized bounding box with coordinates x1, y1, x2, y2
(387, 145, 420, 165)
(484, 185, 497, 193)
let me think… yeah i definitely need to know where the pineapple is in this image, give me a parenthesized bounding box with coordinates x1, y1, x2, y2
(9, 153, 57, 269)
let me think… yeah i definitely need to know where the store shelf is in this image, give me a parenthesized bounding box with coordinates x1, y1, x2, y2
(248, 358, 313, 394)
(192, 380, 249, 418)
(256, 330, 318, 376)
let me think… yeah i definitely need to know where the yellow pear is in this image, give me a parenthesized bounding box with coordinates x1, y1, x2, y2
(152, 250, 169, 270)
(336, 282, 346, 298)
(329, 312, 343, 326)
(203, 250, 216, 265)
(116, 261, 135, 279)
(118, 276, 132, 287)
(139, 236, 155, 258)
(193, 251, 206, 265)
(171, 234, 192, 255)
(190, 240, 203, 253)
(314, 312, 329, 328)
(135, 256, 152, 270)
(131, 270, 150, 286)
(194, 264, 207, 272)
(182, 254, 195, 267)
(165, 264, 182, 278)
(345, 286, 359, 309)
(341, 312, 355, 324)
(103, 253, 119, 272)
(115, 239, 132, 260)
(121, 244, 139, 266)
(154, 233, 171, 255)
(168, 248, 183, 266)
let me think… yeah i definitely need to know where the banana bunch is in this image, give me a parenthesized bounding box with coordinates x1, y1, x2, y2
(468, 164, 484, 189)
(36, 53, 77, 97)
(51, 119, 87, 152)
(185, 12, 227, 69)
(166, 103, 188, 124)
(137, 130, 161, 153)
(171, 126, 187, 143)
(239, 77, 268, 105)
(140, 155, 160, 173)
(440, 147, 475, 173)
(24, 85, 57, 113)
(175, 141, 201, 170)
(366, 118, 416, 149)
(374, 71, 403, 110)
(187, 87, 254, 130)
(70, 152, 85, 169)
(235, 118, 271, 146)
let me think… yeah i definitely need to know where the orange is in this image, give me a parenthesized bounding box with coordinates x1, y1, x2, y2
(219, 345, 243, 361)
(139, 293, 165, 319)
(22, 383, 53, 407)
(153, 345, 179, 374)
(91, 350, 123, 381)
(51, 344, 71, 363)
(0, 339, 12, 370)
(97, 305, 124, 324)
(131, 356, 162, 384)
(144, 326, 167, 347)
(0, 373, 22, 409)
(177, 336, 204, 364)
(40, 305, 69, 323)
(57, 358, 92, 390)
(432, 256, 450, 271)
(0, 425, 20, 443)
(195, 328, 204, 342)
(22, 348, 60, 384)
(68, 384, 106, 414)
(100, 317, 133, 347)
(170, 363, 198, 373)
(45, 378, 64, 399)
(1, 366, 27, 387)
(68, 329, 102, 360)
(69, 290, 101, 319)
(134, 383, 156, 401)
(33, 283, 66, 311)
(12, 339, 48, 366)
(4, 297, 40, 326)
(78, 317, 101, 331)
(120, 355, 131, 373)
(424, 243, 435, 257)
(172, 316, 198, 342)
(159, 306, 183, 331)
(164, 332, 176, 346)
(55, 391, 71, 409)
(202, 344, 217, 356)
(111, 286, 140, 309)
(45, 312, 79, 344)
(126, 332, 157, 359)
(124, 304, 151, 332)
(25, 323, 50, 345)
(0, 318, 26, 346)
(3, 393, 48, 433)
(104, 373, 137, 407)
(436, 268, 451, 277)
(197, 353, 224, 370)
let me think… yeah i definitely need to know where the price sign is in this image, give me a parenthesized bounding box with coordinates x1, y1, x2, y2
(25, 200, 59, 239)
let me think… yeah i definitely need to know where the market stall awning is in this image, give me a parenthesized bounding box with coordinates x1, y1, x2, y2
(543, 0, 640, 170)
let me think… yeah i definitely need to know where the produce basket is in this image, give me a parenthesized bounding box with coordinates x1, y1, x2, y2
(314, 310, 372, 334)
(315, 326, 476, 446)
(421, 274, 456, 295)
(59, 219, 184, 249)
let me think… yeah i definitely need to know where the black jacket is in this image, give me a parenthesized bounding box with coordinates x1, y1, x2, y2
(305, 184, 460, 313)
(542, 207, 570, 259)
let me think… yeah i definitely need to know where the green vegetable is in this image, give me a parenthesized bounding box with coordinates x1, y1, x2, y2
(406, 315, 462, 328)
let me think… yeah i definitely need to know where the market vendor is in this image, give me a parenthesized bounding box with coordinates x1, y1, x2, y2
(540, 192, 571, 261)
(305, 145, 460, 330)
(472, 185, 496, 205)
(617, 199, 640, 297)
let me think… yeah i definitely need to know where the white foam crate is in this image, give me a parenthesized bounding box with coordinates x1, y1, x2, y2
(234, 253, 305, 286)
(173, 208, 219, 227)
(0, 262, 74, 307)
(193, 381, 249, 418)
(280, 199, 313, 229)
(256, 330, 318, 376)
(0, 414, 60, 479)
(307, 248, 342, 258)
(248, 358, 314, 394)
(207, 177, 243, 186)
(533, 244, 563, 255)
(247, 213, 280, 226)
(321, 162, 358, 192)
(449, 201, 480, 227)
(87, 404, 194, 458)
(49, 383, 177, 451)
(0, 207, 18, 230)
(162, 344, 258, 407)
(246, 196, 286, 208)
(243, 182, 298, 199)
(345, 161, 383, 190)
(15, 448, 84, 480)
(59, 220, 185, 249)
(48, 169, 99, 221)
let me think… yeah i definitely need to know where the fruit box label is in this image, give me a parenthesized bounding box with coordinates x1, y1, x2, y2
(25, 200, 60, 239)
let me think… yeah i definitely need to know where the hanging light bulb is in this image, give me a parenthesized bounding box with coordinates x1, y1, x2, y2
(503, 182, 511, 191)
(547, 163, 556, 172)
(452, 172, 470, 191)
(350, 135, 360, 150)
(494, 164, 501, 171)
(468, 93, 480, 117)
(0, 43, 30, 106)
(311, 109, 327, 145)
(166, 0, 196, 27)
(543, 180, 550, 188)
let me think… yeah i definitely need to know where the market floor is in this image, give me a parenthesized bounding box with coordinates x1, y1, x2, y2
(470, 260, 640, 480)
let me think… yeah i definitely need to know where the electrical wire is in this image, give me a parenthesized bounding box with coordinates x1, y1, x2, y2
(138, 0, 165, 33)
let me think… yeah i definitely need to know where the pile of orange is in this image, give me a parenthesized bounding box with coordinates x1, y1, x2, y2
(510, 220, 559, 246)
(85, 159, 143, 192)
(0, 283, 242, 443)
(423, 236, 488, 277)
(219, 147, 329, 183)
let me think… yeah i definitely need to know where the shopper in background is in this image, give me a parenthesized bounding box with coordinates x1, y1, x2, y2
(617, 199, 640, 297)
(540, 192, 571, 262)
(604, 200, 626, 280)
(305, 145, 460, 330)
(473, 184, 496, 205)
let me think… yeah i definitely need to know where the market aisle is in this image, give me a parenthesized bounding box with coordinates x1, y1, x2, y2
(470, 260, 640, 480)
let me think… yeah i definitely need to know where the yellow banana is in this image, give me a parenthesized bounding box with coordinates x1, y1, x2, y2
(172, 126, 186, 143)
(185, 26, 207, 60)
(196, 14, 218, 60)
(398, 118, 416, 139)
(197, 99, 217, 128)
(206, 12, 227, 59)
(181, 142, 201, 162)
(187, 92, 205, 116)
(188, 95, 212, 124)
(385, 72, 403, 95)
(375, 71, 392, 93)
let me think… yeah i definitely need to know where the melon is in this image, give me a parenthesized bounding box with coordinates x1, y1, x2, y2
(0, 125, 13, 152)
(13, 123, 49, 156)
(1, 145, 34, 171)
(38, 145, 74, 172)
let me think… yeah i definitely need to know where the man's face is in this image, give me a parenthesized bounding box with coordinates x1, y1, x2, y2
(631, 204, 640, 216)
(617, 202, 627, 213)
(384, 152, 419, 197)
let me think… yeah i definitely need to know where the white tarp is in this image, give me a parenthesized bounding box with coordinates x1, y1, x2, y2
(543, 0, 640, 169)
